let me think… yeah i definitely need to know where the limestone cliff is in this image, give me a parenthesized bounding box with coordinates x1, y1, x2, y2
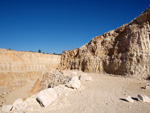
(0, 49, 61, 85)
(59, 8, 150, 79)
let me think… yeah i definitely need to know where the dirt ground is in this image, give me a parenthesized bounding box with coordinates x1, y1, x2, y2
(0, 71, 150, 113)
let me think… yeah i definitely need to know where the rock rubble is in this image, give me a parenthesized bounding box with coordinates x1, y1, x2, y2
(37, 88, 57, 107)
(1, 71, 92, 112)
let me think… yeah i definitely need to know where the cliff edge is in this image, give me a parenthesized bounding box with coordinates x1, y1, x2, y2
(0, 49, 61, 85)
(59, 7, 150, 79)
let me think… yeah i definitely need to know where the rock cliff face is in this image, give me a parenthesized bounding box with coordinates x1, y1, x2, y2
(59, 8, 150, 79)
(0, 49, 61, 85)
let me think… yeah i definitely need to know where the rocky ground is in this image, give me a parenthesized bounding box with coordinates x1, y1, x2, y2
(0, 70, 150, 113)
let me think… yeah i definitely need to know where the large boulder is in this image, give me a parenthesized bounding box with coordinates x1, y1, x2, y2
(72, 71, 77, 75)
(145, 85, 150, 89)
(125, 96, 134, 103)
(22, 95, 39, 111)
(53, 85, 74, 97)
(1, 105, 13, 112)
(2, 95, 39, 112)
(37, 88, 57, 107)
(79, 73, 92, 81)
(12, 98, 25, 110)
(66, 76, 81, 89)
(138, 94, 150, 102)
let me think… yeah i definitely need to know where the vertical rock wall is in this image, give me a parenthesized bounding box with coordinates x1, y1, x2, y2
(59, 8, 150, 79)
(0, 49, 61, 85)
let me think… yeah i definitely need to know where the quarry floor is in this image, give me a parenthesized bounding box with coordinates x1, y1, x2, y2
(0, 71, 150, 113)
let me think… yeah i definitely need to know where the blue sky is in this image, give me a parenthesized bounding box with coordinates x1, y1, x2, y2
(0, 0, 149, 54)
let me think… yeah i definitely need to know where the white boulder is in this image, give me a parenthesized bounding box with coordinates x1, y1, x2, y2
(12, 98, 26, 110)
(53, 85, 70, 97)
(125, 96, 134, 103)
(138, 94, 150, 102)
(25, 95, 37, 106)
(24, 95, 39, 111)
(37, 88, 57, 107)
(66, 76, 81, 89)
(145, 85, 150, 89)
(13, 111, 24, 113)
(72, 72, 77, 75)
(1, 105, 13, 112)
(2, 95, 39, 112)
(80, 73, 92, 81)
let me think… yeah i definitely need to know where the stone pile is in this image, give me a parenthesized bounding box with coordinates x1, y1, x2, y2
(1, 71, 92, 112)
(40, 70, 72, 90)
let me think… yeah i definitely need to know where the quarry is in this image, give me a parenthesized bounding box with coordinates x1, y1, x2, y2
(0, 7, 150, 113)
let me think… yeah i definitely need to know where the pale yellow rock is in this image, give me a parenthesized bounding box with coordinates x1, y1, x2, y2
(37, 88, 57, 107)
(59, 8, 150, 79)
(0, 49, 61, 85)
(126, 96, 134, 103)
(66, 76, 81, 89)
(138, 94, 150, 103)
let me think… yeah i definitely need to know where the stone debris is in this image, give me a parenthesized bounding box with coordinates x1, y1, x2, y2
(41, 71, 71, 90)
(23, 95, 38, 107)
(72, 72, 77, 75)
(37, 88, 57, 107)
(13, 111, 24, 113)
(12, 95, 38, 111)
(1, 105, 13, 112)
(79, 73, 92, 81)
(12, 98, 24, 110)
(125, 96, 134, 103)
(145, 85, 150, 89)
(1, 95, 39, 112)
(141, 85, 150, 90)
(77, 86, 85, 92)
(66, 76, 81, 89)
(0, 71, 92, 112)
(1, 7, 150, 113)
(138, 94, 150, 103)
(53, 85, 73, 97)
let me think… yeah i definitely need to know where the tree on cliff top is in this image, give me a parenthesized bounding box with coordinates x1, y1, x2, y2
(38, 49, 41, 53)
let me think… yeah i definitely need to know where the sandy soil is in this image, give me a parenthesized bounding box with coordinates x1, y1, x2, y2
(0, 80, 36, 108)
(1, 71, 150, 113)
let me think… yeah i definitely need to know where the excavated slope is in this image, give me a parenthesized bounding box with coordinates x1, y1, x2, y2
(0, 49, 61, 85)
(59, 8, 150, 79)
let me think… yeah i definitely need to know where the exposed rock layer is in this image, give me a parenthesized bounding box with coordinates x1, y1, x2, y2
(0, 49, 61, 85)
(59, 8, 150, 79)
